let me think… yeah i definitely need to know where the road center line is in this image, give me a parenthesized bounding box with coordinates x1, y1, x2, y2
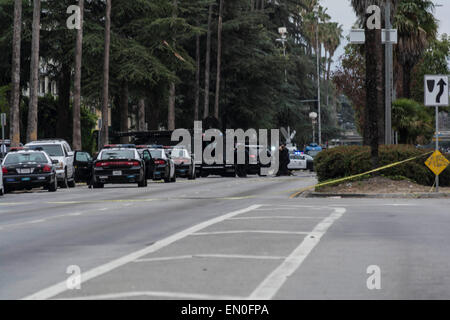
(227, 216, 325, 220)
(22, 204, 262, 300)
(249, 207, 346, 300)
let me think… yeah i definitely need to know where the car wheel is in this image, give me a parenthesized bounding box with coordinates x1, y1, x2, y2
(59, 172, 69, 189)
(0, 185, 4, 196)
(68, 179, 76, 188)
(171, 173, 176, 183)
(47, 176, 58, 192)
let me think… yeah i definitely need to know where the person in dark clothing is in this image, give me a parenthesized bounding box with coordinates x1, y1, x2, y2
(277, 144, 290, 176)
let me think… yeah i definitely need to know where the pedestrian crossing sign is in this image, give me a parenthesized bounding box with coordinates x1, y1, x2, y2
(425, 150, 450, 176)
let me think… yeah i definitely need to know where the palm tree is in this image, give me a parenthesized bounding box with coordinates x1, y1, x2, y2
(350, 0, 385, 168)
(10, 0, 22, 147)
(26, 0, 41, 143)
(101, 0, 111, 148)
(73, 0, 84, 150)
(395, 0, 437, 98)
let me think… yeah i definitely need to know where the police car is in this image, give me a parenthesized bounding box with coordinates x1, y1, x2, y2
(92, 145, 147, 188)
(1, 148, 58, 192)
(288, 151, 314, 172)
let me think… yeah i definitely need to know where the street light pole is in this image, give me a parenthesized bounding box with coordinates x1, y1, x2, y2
(385, 0, 393, 145)
(315, 9, 322, 146)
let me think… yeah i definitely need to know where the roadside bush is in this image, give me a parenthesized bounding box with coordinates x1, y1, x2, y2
(315, 145, 450, 187)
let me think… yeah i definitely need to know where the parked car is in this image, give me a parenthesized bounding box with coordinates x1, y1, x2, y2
(288, 152, 314, 172)
(1, 148, 58, 192)
(148, 148, 176, 183)
(166, 146, 196, 180)
(92, 145, 147, 188)
(25, 139, 76, 188)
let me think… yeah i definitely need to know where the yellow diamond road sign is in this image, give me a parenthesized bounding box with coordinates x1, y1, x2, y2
(425, 150, 450, 176)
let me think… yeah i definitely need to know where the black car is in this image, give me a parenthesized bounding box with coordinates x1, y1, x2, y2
(147, 148, 176, 183)
(166, 147, 196, 180)
(92, 146, 147, 188)
(1, 149, 58, 192)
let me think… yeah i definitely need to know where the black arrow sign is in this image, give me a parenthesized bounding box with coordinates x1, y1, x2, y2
(436, 78, 447, 103)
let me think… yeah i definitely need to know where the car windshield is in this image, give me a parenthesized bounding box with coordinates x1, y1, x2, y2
(100, 150, 135, 160)
(4, 152, 48, 165)
(29, 145, 64, 157)
(171, 149, 189, 158)
(149, 149, 163, 159)
(290, 155, 304, 160)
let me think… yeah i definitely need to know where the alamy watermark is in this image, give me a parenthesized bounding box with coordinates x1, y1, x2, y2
(172, 121, 280, 176)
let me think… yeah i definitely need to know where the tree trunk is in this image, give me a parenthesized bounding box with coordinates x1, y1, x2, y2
(101, 0, 111, 148)
(365, 27, 382, 169)
(194, 32, 200, 121)
(26, 0, 41, 143)
(72, 0, 84, 150)
(168, 0, 177, 131)
(137, 98, 145, 131)
(57, 64, 71, 141)
(203, 4, 213, 119)
(10, 0, 22, 147)
(168, 82, 176, 130)
(119, 82, 129, 143)
(214, 0, 224, 120)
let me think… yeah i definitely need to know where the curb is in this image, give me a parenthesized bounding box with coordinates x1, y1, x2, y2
(296, 192, 450, 199)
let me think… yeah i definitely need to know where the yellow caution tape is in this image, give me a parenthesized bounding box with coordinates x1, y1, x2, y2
(289, 151, 434, 199)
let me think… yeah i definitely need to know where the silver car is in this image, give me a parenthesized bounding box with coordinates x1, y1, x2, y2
(25, 139, 76, 188)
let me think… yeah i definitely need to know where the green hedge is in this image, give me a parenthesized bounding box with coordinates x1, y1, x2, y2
(314, 145, 450, 187)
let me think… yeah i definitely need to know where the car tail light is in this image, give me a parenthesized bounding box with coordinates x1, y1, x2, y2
(2, 167, 7, 174)
(96, 161, 108, 167)
(43, 165, 52, 173)
(154, 159, 166, 165)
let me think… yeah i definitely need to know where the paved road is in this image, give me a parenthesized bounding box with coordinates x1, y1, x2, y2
(1, 173, 450, 300)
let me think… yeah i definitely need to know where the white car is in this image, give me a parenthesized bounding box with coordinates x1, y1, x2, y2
(288, 153, 307, 170)
(25, 139, 76, 188)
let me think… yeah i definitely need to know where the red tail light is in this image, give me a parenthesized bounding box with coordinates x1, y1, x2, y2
(2, 167, 7, 174)
(43, 165, 52, 173)
(250, 155, 257, 159)
(154, 159, 166, 165)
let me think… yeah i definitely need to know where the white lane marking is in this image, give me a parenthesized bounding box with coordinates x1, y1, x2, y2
(249, 207, 346, 300)
(29, 219, 45, 224)
(134, 254, 285, 263)
(98, 208, 108, 211)
(57, 291, 245, 301)
(23, 204, 262, 300)
(191, 230, 310, 236)
(227, 216, 325, 220)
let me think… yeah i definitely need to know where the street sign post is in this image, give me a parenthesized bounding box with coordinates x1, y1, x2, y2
(424, 75, 449, 192)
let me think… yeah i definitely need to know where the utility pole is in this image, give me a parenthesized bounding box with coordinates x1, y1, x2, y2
(385, 0, 393, 145)
(315, 11, 321, 146)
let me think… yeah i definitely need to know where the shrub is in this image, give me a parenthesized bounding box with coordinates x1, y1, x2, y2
(315, 145, 450, 187)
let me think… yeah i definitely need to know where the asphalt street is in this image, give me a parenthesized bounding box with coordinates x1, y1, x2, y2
(1, 172, 450, 300)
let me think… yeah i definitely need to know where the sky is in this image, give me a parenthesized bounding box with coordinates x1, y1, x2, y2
(320, 0, 450, 70)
